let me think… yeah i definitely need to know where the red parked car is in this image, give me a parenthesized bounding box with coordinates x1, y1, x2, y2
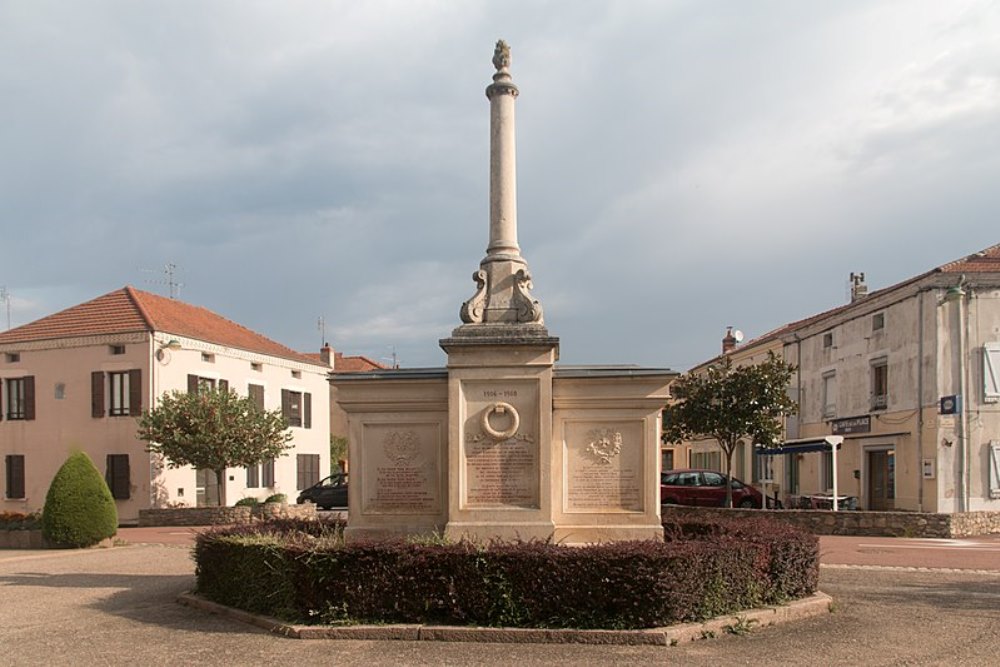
(660, 469, 763, 509)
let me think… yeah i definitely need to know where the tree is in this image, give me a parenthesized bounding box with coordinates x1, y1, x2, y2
(137, 388, 293, 506)
(42, 451, 118, 548)
(330, 435, 348, 473)
(662, 352, 798, 507)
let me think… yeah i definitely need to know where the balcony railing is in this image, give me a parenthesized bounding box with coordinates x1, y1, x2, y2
(871, 394, 887, 411)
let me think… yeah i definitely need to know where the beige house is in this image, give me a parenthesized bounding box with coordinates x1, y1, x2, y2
(0, 287, 330, 522)
(674, 244, 1000, 512)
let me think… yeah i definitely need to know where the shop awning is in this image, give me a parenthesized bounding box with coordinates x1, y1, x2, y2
(755, 436, 844, 456)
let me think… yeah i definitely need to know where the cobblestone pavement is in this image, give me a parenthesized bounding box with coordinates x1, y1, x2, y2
(1, 544, 999, 666)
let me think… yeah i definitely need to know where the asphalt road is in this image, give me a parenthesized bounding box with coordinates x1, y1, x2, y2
(1, 542, 999, 666)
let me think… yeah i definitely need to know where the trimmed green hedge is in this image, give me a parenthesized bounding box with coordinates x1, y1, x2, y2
(41, 451, 118, 548)
(193, 516, 818, 629)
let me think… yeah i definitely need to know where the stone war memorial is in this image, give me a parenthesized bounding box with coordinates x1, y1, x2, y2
(332, 41, 675, 544)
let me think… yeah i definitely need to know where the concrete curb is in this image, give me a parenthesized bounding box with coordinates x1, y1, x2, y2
(177, 591, 833, 646)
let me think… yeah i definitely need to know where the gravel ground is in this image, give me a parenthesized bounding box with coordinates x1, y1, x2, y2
(1, 545, 998, 666)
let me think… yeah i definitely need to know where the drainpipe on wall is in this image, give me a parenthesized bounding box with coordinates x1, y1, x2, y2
(917, 289, 925, 512)
(948, 277, 969, 512)
(961, 285, 973, 512)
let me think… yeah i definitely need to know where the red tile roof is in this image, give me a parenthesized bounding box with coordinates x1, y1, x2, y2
(334, 352, 386, 372)
(0, 286, 322, 366)
(939, 242, 1000, 273)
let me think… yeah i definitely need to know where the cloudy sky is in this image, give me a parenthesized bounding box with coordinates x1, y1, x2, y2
(2, 1, 998, 370)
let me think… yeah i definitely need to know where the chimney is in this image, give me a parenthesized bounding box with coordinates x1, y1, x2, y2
(850, 272, 868, 302)
(722, 327, 738, 354)
(320, 343, 333, 367)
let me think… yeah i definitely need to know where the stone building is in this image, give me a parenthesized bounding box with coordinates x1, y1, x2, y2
(675, 244, 1000, 512)
(0, 287, 330, 522)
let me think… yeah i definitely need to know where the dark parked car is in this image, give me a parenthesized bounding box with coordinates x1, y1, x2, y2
(296, 473, 348, 510)
(661, 469, 763, 509)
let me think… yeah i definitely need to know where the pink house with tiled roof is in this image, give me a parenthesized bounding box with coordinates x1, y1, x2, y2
(673, 244, 1000, 513)
(0, 287, 330, 522)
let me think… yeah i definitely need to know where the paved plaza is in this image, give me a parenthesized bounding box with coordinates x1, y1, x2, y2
(1, 534, 999, 666)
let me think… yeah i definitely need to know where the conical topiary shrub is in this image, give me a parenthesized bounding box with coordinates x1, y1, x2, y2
(42, 451, 118, 548)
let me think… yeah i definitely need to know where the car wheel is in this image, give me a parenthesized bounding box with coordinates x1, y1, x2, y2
(738, 498, 756, 509)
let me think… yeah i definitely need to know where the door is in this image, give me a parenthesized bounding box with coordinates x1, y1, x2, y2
(196, 469, 220, 507)
(700, 471, 728, 506)
(867, 449, 895, 511)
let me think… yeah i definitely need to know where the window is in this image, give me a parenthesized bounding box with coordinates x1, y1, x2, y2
(246, 465, 260, 489)
(822, 332, 833, 349)
(753, 454, 774, 484)
(822, 450, 834, 492)
(3, 376, 34, 420)
(92, 370, 141, 418)
(690, 450, 721, 471)
(109, 344, 125, 355)
(291, 370, 301, 379)
(872, 313, 885, 332)
(5, 353, 20, 363)
(109, 371, 131, 416)
(105, 454, 130, 500)
(251, 362, 262, 372)
(871, 358, 888, 410)
(822, 372, 836, 419)
(661, 449, 674, 472)
(262, 458, 275, 487)
(54, 383, 65, 400)
(201, 352, 215, 363)
(702, 471, 726, 487)
(785, 453, 800, 495)
(5, 455, 25, 499)
(297, 454, 320, 490)
(989, 441, 1000, 499)
(187, 374, 220, 393)
(281, 389, 311, 428)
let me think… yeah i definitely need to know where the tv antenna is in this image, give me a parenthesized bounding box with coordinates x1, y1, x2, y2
(317, 316, 327, 347)
(141, 263, 183, 299)
(382, 345, 400, 369)
(0, 286, 11, 330)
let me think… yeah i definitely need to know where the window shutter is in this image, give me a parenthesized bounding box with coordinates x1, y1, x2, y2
(91, 371, 105, 418)
(219, 379, 229, 392)
(6, 455, 25, 499)
(262, 458, 275, 487)
(984, 344, 1000, 403)
(248, 384, 264, 410)
(0, 380, 4, 421)
(23, 376, 35, 421)
(990, 442, 1000, 499)
(128, 369, 142, 416)
(303, 392, 312, 429)
(281, 389, 291, 420)
(187, 374, 199, 394)
(105, 454, 130, 500)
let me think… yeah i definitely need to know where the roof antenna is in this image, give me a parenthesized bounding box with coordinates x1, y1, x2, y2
(140, 262, 183, 299)
(0, 286, 11, 330)
(317, 316, 327, 347)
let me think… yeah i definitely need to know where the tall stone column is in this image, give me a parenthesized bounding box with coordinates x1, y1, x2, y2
(457, 40, 545, 328)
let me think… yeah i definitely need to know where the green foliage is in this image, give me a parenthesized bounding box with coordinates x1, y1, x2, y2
(0, 511, 42, 530)
(329, 435, 348, 472)
(234, 497, 260, 507)
(193, 516, 819, 630)
(41, 451, 118, 548)
(663, 352, 798, 506)
(264, 493, 287, 504)
(138, 388, 293, 506)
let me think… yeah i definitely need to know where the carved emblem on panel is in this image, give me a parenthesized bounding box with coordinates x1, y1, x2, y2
(586, 429, 623, 464)
(383, 430, 421, 465)
(466, 402, 534, 444)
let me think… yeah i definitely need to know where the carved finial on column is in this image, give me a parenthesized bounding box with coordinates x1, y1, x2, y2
(492, 39, 511, 72)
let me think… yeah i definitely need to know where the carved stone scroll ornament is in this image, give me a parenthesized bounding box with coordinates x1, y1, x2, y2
(586, 429, 623, 464)
(459, 270, 488, 324)
(480, 401, 520, 441)
(512, 269, 543, 324)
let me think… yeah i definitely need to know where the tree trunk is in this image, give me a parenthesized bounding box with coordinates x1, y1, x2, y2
(215, 468, 227, 507)
(723, 445, 735, 508)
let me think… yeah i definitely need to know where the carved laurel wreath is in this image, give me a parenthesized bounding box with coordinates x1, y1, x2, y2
(587, 429, 623, 464)
(383, 430, 420, 465)
(480, 401, 520, 441)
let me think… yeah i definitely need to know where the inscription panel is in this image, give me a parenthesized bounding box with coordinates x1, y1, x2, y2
(564, 420, 644, 513)
(462, 379, 539, 509)
(361, 422, 442, 515)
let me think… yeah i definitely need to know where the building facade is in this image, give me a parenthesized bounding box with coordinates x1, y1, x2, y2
(673, 245, 1000, 512)
(0, 287, 330, 522)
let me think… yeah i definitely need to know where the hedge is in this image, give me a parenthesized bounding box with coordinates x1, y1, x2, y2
(193, 516, 818, 629)
(42, 451, 118, 548)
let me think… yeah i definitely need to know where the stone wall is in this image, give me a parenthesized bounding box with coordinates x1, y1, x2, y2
(139, 506, 253, 527)
(139, 503, 319, 527)
(0, 530, 47, 548)
(664, 506, 1000, 538)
